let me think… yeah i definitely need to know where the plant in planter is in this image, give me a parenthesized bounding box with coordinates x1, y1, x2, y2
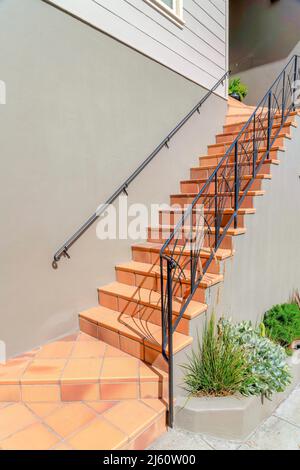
(221, 320, 291, 400)
(182, 316, 254, 397)
(229, 77, 248, 101)
(263, 303, 300, 355)
(183, 317, 291, 401)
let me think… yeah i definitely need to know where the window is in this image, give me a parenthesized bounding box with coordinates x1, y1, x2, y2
(144, 0, 184, 28)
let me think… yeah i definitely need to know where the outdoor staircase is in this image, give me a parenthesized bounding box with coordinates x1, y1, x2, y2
(0, 96, 299, 450)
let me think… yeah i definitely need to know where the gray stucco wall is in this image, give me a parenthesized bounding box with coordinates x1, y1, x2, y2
(0, 0, 227, 357)
(216, 116, 300, 326)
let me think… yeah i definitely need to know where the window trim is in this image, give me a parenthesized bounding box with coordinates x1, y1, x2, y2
(144, 0, 185, 28)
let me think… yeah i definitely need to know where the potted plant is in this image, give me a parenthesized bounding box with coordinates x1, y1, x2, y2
(229, 77, 248, 101)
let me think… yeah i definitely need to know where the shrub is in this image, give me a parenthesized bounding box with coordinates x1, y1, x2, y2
(263, 303, 300, 353)
(182, 316, 251, 397)
(229, 78, 248, 100)
(221, 320, 291, 400)
(183, 317, 291, 400)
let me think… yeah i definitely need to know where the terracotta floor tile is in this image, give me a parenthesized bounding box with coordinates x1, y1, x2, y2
(103, 400, 157, 440)
(71, 341, 106, 358)
(139, 363, 160, 382)
(101, 357, 139, 382)
(67, 417, 128, 450)
(61, 383, 99, 401)
(100, 382, 138, 400)
(0, 403, 37, 440)
(0, 422, 58, 450)
(53, 442, 72, 450)
(142, 399, 167, 414)
(21, 384, 61, 402)
(105, 345, 129, 357)
(0, 384, 21, 402)
(36, 341, 74, 359)
(77, 332, 98, 342)
(0, 357, 32, 384)
(61, 358, 102, 384)
(26, 402, 62, 418)
(45, 403, 96, 438)
(86, 401, 118, 414)
(22, 359, 66, 384)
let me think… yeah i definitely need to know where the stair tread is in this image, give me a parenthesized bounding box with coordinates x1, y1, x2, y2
(160, 207, 256, 214)
(80, 305, 193, 354)
(181, 174, 272, 184)
(171, 190, 265, 197)
(98, 282, 207, 319)
(150, 225, 246, 235)
(132, 242, 233, 260)
(209, 132, 290, 149)
(191, 159, 280, 171)
(200, 145, 284, 159)
(116, 260, 223, 287)
(223, 112, 298, 128)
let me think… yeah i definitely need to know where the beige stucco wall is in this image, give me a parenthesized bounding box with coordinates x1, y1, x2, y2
(0, 0, 227, 357)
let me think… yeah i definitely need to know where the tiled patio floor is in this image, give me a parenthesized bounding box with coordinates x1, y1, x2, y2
(0, 332, 167, 450)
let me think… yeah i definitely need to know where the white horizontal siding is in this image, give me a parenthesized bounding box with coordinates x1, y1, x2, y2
(45, 0, 228, 96)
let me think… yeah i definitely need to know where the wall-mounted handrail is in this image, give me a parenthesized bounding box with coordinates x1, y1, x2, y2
(160, 54, 300, 428)
(52, 71, 230, 269)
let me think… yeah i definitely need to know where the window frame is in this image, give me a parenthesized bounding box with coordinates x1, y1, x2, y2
(144, 0, 185, 28)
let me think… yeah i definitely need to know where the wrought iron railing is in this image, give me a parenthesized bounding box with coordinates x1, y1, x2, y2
(160, 55, 300, 427)
(52, 72, 229, 269)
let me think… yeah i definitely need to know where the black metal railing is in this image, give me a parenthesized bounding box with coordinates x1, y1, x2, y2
(52, 72, 229, 269)
(160, 55, 300, 428)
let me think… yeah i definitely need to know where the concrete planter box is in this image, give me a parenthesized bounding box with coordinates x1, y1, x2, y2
(175, 353, 300, 440)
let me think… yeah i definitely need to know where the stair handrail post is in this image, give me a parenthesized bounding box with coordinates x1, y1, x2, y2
(166, 258, 174, 429)
(252, 112, 257, 178)
(293, 55, 298, 111)
(214, 170, 219, 247)
(234, 141, 239, 229)
(266, 90, 272, 159)
(282, 69, 286, 125)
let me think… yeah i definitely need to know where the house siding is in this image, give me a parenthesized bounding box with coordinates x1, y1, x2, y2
(45, 0, 228, 96)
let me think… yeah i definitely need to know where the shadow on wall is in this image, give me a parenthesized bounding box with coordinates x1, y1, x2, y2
(230, 0, 300, 74)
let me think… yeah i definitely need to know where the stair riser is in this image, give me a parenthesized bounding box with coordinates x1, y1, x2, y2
(170, 194, 255, 210)
(180, 178, 262, 194)
(199, 149, 279, 167)
(191, 161, 274, 179)
(208, 136, 285, 155)
(115, 268, 208, 304)
(97, 291, 189, 336)
(131, 247, 222, 275)
(147, 230, 235, 250)
(80, 317, 170, 389)
(159, 211, 245, 229)
(216, 127, 291, 144)
(223, 115, 294, 133)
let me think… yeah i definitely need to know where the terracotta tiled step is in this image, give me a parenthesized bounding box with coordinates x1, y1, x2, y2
(131, 242, 233, 275)
(147, 225, 245, 250)
(198, 147, 284, 167)
(115, 261, 223, 303)
(97, 282, 206, 335)
(80, 303, 193, 361)
(222, 113, 297, 133)
(208, 134, 289, 155)
(170, 191, 264, 212)
(191, 159, 279, 179)
(159, 206, 255, 230)
(180, 174, 271, 194)
(0, 333, 167, 403)
(0, 400, 167, 450)
(216, 121, 295, 144)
